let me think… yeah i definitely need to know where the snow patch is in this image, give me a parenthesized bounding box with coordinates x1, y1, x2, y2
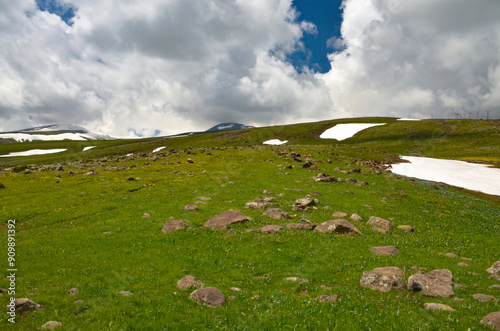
(320, 123, 386, 141)
(390, 156, 500, 196)
(218, 124, 235, 130)
(83, 146, 97, 152)
(397, 118, 421, 121)
(0, 149, 67, 157)
(263, 139, 288, 145)
(0, 133, 92, 142)
(152, 146, 166, 153)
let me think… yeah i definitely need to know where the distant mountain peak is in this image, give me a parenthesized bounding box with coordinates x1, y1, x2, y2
(0, 124, 115, 142)
(205, 122, 254, 132)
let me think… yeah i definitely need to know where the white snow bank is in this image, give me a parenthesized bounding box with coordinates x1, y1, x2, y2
(83, 146, 97, 152)
(0, 149, 67, 158)
(320, 123, 386, 141)
(397, 118, 421, 121)
(263, 139, 288, 146)
(0, 133, 92, 142)
(390, 156, 500, 196)
(152, 146, 166, 153)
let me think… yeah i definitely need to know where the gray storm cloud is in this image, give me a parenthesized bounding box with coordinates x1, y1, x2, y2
(0, 0, 499, 137)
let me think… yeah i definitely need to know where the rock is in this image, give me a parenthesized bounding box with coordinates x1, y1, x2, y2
(360, 267, 405, 292)
(11, 298, 43, 313)
(487, 261, 500, 274)
(126, 177, 135, 181)
(473, 294, 497, 302)
(261, 225, 284, 234)
(42, 321, 62, 329)
(262, 189, 273, 195)
(119, 291, 133, 296)
(423, 303, 455, 312)
(197, 197, 212, 201)
(285, 277, 309, 283)
(490, 285, 500, 290)
(204, 210, 253, 229)
(346, 178, 357, 183)
(356, 181, 369, 186)
(350, 213, 363, 222)
(74, 300, 84, 304)
(0, 182, 5, 189)
(184, 204, 198, 212)
(286, 223, 315, 230)
(186, 158, 194, 163)
(315, 219, 362, 235)
(491, 275, 500, 281)
(246, 202, 273, 210)
(370, 246, 400, 256)
(367, 216, 393, 231)
(407, 269, 454, 297)
(177, 275, 204, 289)
(292, 196, 318, 211)
(85, 170, 97, 176)
(161, 221, 192, 233)
(397, 225, 414, 232)
(332, 212, 348, 218)
(371, 226, 389, 234)
(457, 262, 469, 267)
(315, 295, 339, 303)
(103, 231, 114, 235)
(263, 208, 290, 220)
(142, 213, 151, 218)
(302, 161, 314, 168)
(481, 311, 500, 330)
(444, 253, 460, 258)
(313, 173, 338, 182)
(190, 287, 225, 308)
(68, 287, 78, 295)
(230, 287, 242, 292)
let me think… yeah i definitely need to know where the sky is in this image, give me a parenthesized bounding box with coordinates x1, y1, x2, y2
(1, 0, 499, 137)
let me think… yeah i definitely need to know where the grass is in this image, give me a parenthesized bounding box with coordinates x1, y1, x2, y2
(0, 118, 499, 330)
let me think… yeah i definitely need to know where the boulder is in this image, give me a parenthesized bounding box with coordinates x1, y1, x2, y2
(407, 269, 454, 297)
(41, 321, 62, 329)
(204, 210, 252, 229)
(397, 225, 414, 232)
(177, 275, 204, 290)
(286, 223, 315, 230)
(370, 246, 400, 256)
(423, 303, 455, 312)
(360, 267, 405, 292)
(315, 295, 339, 303)
(444, 253, 459, 258)
(161, 221, 192, 233)
(350, 213, 363, 222)
(313, 173, 338, 182)
(473, 294, 497, 302)
(367, 216, 393, 231)
(292, 196, 318, 211)
(190, 287, 225, 308)
(331, 212, 348, 218)
(263, 208, 291, 220)
(481, 311, 500, 330)
(262, 189, 273, 195)
(487, 261, 500, 274)
(261, 225, 284, 234)
(184, 204, 198, 212)
(315, 220, 361, 235)
(11, 298, 42, 313)
(246, 202, 272, 210)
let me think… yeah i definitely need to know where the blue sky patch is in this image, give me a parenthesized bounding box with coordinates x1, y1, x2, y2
(36, 0, 76, 26)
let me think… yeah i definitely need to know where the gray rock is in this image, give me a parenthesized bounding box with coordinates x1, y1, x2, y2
(161, 221, 192, 233)
(360, 267, 405, 292)
(371, 226, 389, 234)
(190, 287, 225, 308)
(367, 216, 394, 231)
(313, 173, 338, 182)
(407, 269, 454, 297)
(315, 219, 362, 235)
(490, 285, 500, 290)
(204, 210, 253, 229)
(177, 275, 204, 290)
(262, 189, 273, 195)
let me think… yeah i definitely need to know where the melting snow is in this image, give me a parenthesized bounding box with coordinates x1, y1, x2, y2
(83, 146, 97, 152)
(263, 139, 288, 145)
(0, 133, 92, 142)
(152, 146, 166, 153)
(320, 123, 386, 141)
(390, 156, 500, 196)
(218, 124, 235, 130)
(397, 118, 421, 121)
(0, 149, 67, 157)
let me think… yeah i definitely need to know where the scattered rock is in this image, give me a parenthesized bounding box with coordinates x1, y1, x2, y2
(320, 285, 332, 290)
(119, 291, 133, 296)
(370, 246, 400, 256)
(103, 231, 114, 235)
(367, 216, 393, 231)
(197, 197, 212, 201)
(457, 262, 469, 267)
(491, 275, 500, 281)
(177, 275, 204, 290)
(490, 285, 500, 290)
(332, 212, 348, 218)
(263, 208, 290, 220)
(292, 196, 318, 211)
(315, 295, 339, 303)
(186, 158, 194, 163)
(190, 287, 225, 308)
(42, 321, 62, 329)
(246, 202, 273, 210)
(10, 298, 43, 313)
(360, 267, 405, 292)
(356, 181, 369, 186)
(184, 204, 198, 212)
(350, 213, 363, 222)
(286, 223, 315, 230)
(262, 189, 273, 195)
(204, 210, 253, 229)
(480, 311, 500, 330)
(423, 303, 455, 312)
(142, 213, 151, 218)
(444, 253, 460, 258)
(313, 173, 338, 182)
(371, 226, 389, 234)
(68, 288, 78, 295)
(473, 294, 497, 302)
(161, 221, 192, 233)
(407, 269, 454, 298)
(261, 225, 284, 234)
(314, 219, 362, 235)
(230, 287, 242, 292)
(85, 170, 97, 176)
(397, 225, 414, 232)
(487, 261, 500, 274)
(285, 277, 309, 283)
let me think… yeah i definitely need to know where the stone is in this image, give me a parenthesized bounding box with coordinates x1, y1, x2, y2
(177, 275, 204, 289)
(315, 295, 339, 303)
(315, 219, 362, 235)
(85, 170, 97, 176)
(367, 216, 393, 231)
(246, 202, 273, 210)
(161, 221, 192, 233)
(423, 303, 455, 312)
(184, 204, 198, 212)
(103, 231, 114, 235)
(263, 208, 290, 220)
(397, 225, 414, 232)
(356, 181, 369, 186)
(68, 287, 78, 295)
(371, 226, 389, 234)
(190, 287, 225, 308)
(313, 173, 338, 182)
(286, 223, 315, 230)
(490, 285, 500, 290)
(119, 291, 133, 296)
(481, 311, 500, 330)
(332, 212, 348, 218)
(370, 246, 400, 256)
(473, 294, 497, 302)
(444, 253, 459, 258)
(457, 262, 469, 267)
(285, 277, 309, 283)
(0, 182, 5, 189)
(204, 210, 253, 229)
(407, 269, 454, 297)
(292, 196, 318, 211)
(360, 267, 405, 292)
(142, 213, 151, 218)
(11, 298, 43, 313)
(487, 261, 500, 274)
(491, 275, 500, 281)
(42, 321, 62, 329)
(262, 189, 273, 195)
(197, 197, 212, 201)
(186, 158, 194, 163)
(261, 225, 284, 234)
(350, 213, 363, 222)
(230, 287, 242, 292)
(74, 300, 84, 304)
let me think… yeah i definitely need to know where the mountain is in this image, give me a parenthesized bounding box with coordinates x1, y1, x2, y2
(0, 124, 115, 142)
(205, 122, 254, 133)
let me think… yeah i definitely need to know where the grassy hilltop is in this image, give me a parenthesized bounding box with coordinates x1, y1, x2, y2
(0, 118, 499, 330)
